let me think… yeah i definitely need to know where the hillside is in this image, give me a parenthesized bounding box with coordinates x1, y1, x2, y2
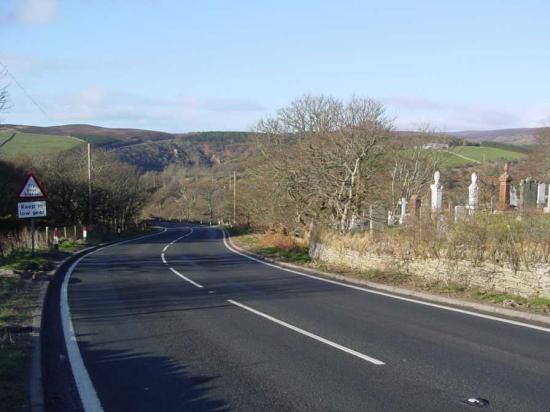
(115, 131, 257, 171)
(0, 130, 84, 159)
(0, 123, 536, 172)
(440, 144, 528, 168)
(447, 128, 537, 145)
(0, 124, 175, 147)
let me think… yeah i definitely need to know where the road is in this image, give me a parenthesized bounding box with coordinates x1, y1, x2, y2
(61, 224, 550, 411)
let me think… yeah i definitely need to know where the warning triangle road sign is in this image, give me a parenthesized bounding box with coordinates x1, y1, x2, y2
(18, 173, 47, 199)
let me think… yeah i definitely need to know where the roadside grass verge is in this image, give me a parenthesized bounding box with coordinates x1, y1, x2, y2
(0, 339, 27, 411)
(230, 230, 311, 264)
(0, 252, 52, 272)
(0, 274, 35, 411)
(254, 246, 311, 264)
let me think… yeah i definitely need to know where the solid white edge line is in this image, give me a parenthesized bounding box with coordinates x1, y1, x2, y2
(227, 299, 384, 365)
(169, 267, 204, 288)
(161, 253, 167, 264)
(61, 228, 167, 412)
(222, 230, 550, 334)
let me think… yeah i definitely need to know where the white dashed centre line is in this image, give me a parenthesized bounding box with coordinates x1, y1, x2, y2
(227, 299, 385, 366)
(169, 267, 204, 288)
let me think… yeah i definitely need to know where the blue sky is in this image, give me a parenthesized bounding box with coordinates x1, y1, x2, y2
(1, 0, 549, 132)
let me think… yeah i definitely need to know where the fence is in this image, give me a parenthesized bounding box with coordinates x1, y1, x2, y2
(0, 224, 86, 257)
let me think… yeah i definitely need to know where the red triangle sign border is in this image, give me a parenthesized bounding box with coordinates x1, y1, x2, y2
(17, 172, 47, 199)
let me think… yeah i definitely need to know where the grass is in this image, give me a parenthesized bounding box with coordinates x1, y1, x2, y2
(0, 341, 27, 411)
(230, 231, 311, 264)
(473, 290, 550, 310)
(0, 274, 33, 411)
(0, 252, 50, 272)
(441, 145, 527, 167)
(59, 238, 82, 252)
(255, 246, 311, 264)
(0, 131, 84, 159)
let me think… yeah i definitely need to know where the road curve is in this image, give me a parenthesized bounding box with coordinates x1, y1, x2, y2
(63, 224, 550, 411)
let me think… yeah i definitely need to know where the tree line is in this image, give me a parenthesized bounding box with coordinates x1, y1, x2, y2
(0, 145, 148, 232)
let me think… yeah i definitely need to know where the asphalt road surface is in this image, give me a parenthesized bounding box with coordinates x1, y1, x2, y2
(62, 224, 550, 411)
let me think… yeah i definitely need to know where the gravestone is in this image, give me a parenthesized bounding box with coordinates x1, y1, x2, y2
(430, 171, 443, 212)
(447, 201, 454, 216)
(497, 163, 512, 211)
(369, 203, 386, 232)
(349, 214, 359, 231)
(387, 210, 396, 226)
(410, 195, 421, 219)
(399, 197, 407, 224)
(537, 183, 546, 207)
(468, 172, 479, 210)
(519, 177, 538, 209)
(510, 185, 518, 208)
(454, 205, 467, 223)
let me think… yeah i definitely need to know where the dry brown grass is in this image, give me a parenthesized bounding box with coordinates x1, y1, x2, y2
(312, 213, 550, 270)
(256, 231, 308, 251)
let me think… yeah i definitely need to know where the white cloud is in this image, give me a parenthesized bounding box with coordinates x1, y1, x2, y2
(383, 96, 522, 131)
(5, 87, 265, 131)
(0, 0, 57, 25)
(17, 0, 56, 24)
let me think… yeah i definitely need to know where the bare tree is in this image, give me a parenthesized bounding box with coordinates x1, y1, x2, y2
(0, 70, 8, 119)
(387, 128, 443, 212)
(255, 95, 393, 232)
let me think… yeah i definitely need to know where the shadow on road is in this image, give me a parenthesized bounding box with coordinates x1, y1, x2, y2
(77, 340, 228, 412)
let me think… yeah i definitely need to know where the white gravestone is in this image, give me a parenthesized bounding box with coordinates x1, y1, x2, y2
(399, 198, 407, 224)
(468, 172, 479, 211)
(454, 205, 467, 223)
(510, 185, 518, 208)
(537, 183, 546, 207)
(387, 210, 395, 226)
(430, 171, 443, 212)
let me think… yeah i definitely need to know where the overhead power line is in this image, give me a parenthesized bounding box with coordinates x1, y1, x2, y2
(0, 59, 53, 123)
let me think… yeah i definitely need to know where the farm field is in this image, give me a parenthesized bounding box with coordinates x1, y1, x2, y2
(0, 131, 84, 159)
(441, 145, 527, 167)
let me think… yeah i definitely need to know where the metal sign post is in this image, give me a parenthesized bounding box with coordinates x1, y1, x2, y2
(17, 173, 48, 256)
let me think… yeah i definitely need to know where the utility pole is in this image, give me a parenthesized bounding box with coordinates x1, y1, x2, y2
(87, 143, 93, 227)
(233, 171, 236, 225)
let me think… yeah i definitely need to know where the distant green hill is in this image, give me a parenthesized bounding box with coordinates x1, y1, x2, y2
(0, 131, 84, 159)
(440, 144, 528, 167)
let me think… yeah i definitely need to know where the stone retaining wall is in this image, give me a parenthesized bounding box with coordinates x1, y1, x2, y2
(309, 241, 550, 298)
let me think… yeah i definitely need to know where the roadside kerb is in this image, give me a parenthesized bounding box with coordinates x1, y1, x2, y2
(224, 230, 550, 327)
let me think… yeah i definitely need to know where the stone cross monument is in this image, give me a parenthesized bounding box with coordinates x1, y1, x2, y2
(468, 172, 479, 210)
(430, 171, 443, 212)
(497, 163, 512, 211)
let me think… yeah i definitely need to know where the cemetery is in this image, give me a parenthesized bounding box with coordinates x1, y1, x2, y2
(309, 163, 550, 299)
